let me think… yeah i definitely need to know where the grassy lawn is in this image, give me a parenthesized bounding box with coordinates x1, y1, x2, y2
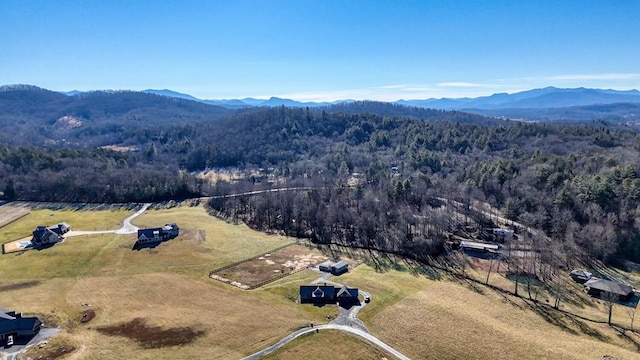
(2, 202, 640, 359)
(368, 281, 640, 360)
(260, 329, 394, 360)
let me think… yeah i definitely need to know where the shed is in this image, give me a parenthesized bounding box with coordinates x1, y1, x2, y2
(570, 269, 592, 283)
(584, 278, 634, 301)
(330, 261, 349, 276)
(318, 261, 333, 273)
(459, 241, 500, 252)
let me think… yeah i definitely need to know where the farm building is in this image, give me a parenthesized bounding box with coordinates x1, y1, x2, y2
(136, 223, 180, 244)
(0, 309, 42, 347)
(330, 261, 349, 275)
(318, 261, 333, 273)
(570, 269, 592, 283)
(583, 278, 634, 301)
(489, 228, 514, 241)
(459, 241, 500, 253)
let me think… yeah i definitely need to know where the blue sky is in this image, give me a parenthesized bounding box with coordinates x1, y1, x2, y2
(1, 1, 639, 101)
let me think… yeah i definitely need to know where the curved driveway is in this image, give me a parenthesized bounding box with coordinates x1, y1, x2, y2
(65, 203, 150, 237)
(242, 272, 410, 360)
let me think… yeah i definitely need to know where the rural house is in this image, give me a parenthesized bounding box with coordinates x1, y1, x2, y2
(0, 309, 42, 347)
(583, 278, 634, 301)
(299, 284, 359, 307)
(136, 223, 180, 244)
(336, 285, 359, 306)
(31, 222, 71, 248)
(299, 285, 337, 305)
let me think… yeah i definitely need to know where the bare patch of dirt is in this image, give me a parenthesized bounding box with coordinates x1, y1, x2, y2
(0, 280, 40, 291)
(210, 244, 327, 288)
(96, 318, 206, 349)
(80, 309, 95, 323)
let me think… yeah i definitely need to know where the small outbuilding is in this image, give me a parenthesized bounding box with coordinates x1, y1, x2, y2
(330, 261, 349, 276)
(570, 269, 592, 284)
(584, 278, 634, 301)
(318, 261, 333, 273)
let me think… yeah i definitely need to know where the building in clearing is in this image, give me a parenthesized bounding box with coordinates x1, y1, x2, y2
(31, 222, 71, 248)
(318, 261, 333, 273)
(0, 309, 42, 347)
(136, 223, 180, 244)
(584, 278, 634, 302)
(570, 269, 592, 283)
(330, 261, 349, 276)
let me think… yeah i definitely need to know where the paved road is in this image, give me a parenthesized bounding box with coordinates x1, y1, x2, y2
(242, 271, 410, 360)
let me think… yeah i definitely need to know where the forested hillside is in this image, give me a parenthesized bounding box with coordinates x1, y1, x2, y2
(3, 87, 640, 264)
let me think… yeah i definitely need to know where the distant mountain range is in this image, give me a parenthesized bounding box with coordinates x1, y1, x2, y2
(114, 86, 640, 111)
(5, 84, 640, 122)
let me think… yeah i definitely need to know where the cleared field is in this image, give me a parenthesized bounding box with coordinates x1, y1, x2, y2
(0, 203, 29, 227)
(260, 329, 394, 360)
(368, 281, 640, 360)
(2, 203, 640, 359)
(210, 244, 328, 289)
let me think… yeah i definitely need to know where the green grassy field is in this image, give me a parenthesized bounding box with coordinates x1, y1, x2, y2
(1, 202, 640, 359)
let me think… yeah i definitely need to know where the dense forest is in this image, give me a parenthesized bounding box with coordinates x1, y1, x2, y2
(3, 86, 640, 266)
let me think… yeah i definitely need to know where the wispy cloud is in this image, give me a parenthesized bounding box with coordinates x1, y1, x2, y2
(548, 73, 640, 81)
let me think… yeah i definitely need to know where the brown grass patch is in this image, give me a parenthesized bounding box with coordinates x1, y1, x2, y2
(210, 244, 327, 288)
(96, 318, 206, 349)
(0, 280, 40, 291)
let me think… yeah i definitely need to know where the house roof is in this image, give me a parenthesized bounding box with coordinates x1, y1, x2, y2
(336, 285, 358, 298)
(299, 285, 336, 299)
(460, 241, 500, 251)
(584, 278, 633, 296)
(332, 261, 348, 269)
(570, 270, 592, 279)
(0, 312, 42, 335)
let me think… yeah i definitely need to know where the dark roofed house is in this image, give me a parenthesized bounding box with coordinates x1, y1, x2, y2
(336, 285, 359, 307)
(584, 278, 634, 301)
(330, 261, 349, 276)
(48, 222, 70, 235)
(136, 223, 180, 244)
(0, 309, 42, 347)
(299, 285, 337, 305)
(31, 226, 62, 248)
(300, 284, 360, 308)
